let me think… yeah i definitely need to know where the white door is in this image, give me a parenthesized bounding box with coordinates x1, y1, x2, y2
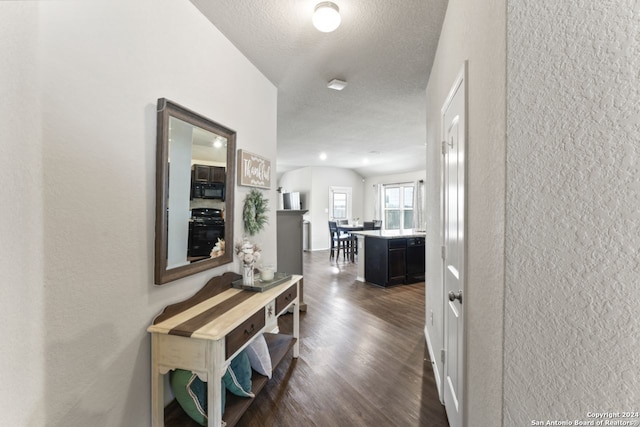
(329, 186, 352, 221)
(441, 64, 466, 427)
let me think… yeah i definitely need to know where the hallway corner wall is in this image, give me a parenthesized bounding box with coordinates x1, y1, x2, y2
(425, 0, 507, 425)
(504, 1, 640, 423)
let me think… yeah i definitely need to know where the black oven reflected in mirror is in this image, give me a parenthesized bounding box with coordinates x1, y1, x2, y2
(188, 208, 225, 258)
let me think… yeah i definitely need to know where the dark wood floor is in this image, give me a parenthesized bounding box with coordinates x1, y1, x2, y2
(235, 250, 449, 427)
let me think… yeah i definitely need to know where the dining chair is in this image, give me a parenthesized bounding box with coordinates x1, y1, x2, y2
(336, 221, 358, 261)
(328, 221, 349, 261)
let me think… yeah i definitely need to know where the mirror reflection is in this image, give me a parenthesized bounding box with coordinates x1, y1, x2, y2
(155, 98, 235, 284)
(168, 117, 227, 267)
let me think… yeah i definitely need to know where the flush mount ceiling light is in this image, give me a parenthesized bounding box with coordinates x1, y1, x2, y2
(327, 78, 347, 91)
(212, 136, 224, 148)
(313, 2, 341, 33)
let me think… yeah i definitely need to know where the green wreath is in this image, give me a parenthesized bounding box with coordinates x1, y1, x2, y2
(243, 189, 269, 236)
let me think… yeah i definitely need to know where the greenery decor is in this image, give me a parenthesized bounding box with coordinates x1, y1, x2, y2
(243, 189, 269, 236)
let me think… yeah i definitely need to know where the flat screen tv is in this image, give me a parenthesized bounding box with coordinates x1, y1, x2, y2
(283, 192, 301, 210)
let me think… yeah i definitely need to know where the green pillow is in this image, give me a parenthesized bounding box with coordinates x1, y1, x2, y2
(223, 350, 255, 397)
(169, 369, 225, 426)
(169, 350, 252, 425)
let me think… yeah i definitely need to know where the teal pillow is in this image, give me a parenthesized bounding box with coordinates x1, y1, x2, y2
(169, 369, 225, 426)
(223, 350, 254, 397)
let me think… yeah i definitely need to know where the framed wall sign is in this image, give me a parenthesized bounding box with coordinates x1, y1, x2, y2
(237, 149, 271, 189)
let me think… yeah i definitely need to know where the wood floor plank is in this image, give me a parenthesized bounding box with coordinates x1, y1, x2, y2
(235, 250, 449, 427)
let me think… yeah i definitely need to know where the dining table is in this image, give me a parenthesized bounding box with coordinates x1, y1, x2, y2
(337, 224, 364, 262)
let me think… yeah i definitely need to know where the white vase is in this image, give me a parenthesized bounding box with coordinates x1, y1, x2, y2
(242, 263, 255, 286)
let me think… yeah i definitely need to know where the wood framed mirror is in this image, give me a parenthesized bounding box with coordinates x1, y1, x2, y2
(155, 98, 235, 284)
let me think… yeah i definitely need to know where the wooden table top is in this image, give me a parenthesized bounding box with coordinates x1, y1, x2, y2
(148, 274, 301, 341)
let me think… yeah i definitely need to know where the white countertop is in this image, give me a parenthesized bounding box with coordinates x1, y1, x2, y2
(350, 229, 426, 239)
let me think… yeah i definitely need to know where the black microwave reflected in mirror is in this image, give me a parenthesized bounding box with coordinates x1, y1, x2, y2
(155, 98, 236, 284)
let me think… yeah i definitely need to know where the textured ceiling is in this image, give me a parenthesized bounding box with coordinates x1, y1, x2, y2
(190, 0, 448, 178)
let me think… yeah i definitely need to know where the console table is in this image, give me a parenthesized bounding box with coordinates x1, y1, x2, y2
(148, 272, 301, 427)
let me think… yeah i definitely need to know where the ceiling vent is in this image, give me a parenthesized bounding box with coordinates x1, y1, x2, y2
(327, 79, 347, 91)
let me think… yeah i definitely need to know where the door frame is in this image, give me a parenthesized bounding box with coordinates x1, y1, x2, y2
(440, 61, 468, 427)
(329, 186, 352, 221)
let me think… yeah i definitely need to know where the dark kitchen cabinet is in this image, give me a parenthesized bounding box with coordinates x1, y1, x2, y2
(365, 236, 425, 287)
(210, 166, 225, 183)
(406, 237, 426, 282)
(387, 239, 407, 285)
(192, 164, 225, 183)
(193, 164, 210, 182)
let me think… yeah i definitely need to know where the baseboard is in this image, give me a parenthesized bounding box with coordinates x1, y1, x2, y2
(424, 325, 444, 404)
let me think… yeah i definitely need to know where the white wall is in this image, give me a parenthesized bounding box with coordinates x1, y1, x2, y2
(1, 1, 277, 425)
(363, 170, 426, 223)
(278, 166, 313, 212)
(0, 3, 45, 425)
(424, 0, 506, 425)
(278, 166, 364, 250)
(504, 1, 640, 423)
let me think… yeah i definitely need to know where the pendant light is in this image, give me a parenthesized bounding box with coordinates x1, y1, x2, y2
(313, 2, 341, 33)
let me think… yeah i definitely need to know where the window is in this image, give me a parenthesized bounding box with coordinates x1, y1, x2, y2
(383, 183, 414, 230)
(329, 186, 352, 220)
(333, 192, 347, 218)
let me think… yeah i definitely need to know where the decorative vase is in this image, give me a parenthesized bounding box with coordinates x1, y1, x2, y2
(242, 263, 255, 286)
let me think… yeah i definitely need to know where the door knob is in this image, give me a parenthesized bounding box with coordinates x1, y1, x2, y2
(448, 290, 463, 303)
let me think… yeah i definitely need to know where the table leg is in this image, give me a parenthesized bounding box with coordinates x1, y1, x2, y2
(206, 341, 225, 427)
(299, 277, 307, 312)
(151, 334, 164, 427)
(293, 284, 300, 358)
(349, 235, 356, 262)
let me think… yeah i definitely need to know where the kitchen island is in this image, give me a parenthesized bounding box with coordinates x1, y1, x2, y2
(351, 230, 426, 287)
